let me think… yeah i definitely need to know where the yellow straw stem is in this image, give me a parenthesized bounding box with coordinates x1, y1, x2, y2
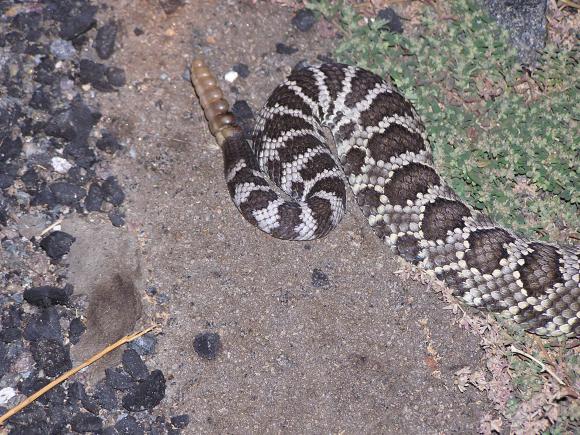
(0, 325, 158, 425)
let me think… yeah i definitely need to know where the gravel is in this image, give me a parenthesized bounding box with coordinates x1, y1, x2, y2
(0, 0, 185, 432)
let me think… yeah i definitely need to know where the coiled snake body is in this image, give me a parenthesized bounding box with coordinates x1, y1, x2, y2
(191, 59, 580, 338)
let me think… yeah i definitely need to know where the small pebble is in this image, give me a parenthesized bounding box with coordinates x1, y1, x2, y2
(232, 63, 250, 78)
(92, 381, 118, 410)
(115, 415, 144, 435)
(96, 131, 122, 153)
(71, 412, 103, 433)
(129, 334, 156, 355)
(39, 231, 76, 260)
(108, 208, 125, 227)
(377, 8, 403, 34)
(224, 70, 238, 83)
(102, 176, 125, 206)
(193, 332, 221, 360)
(23, 284, 73, 307)
(106, 66, 126, 87)
(51, 156, 73, 174)
(170, 414, 190, 429)
(311, 268, 330, 287)
(68, 317, 85, 344)
(49, 181, 86, 205)
(95, 21, 118, 59)
(85, 182, 104, 212)
(30, 338, 72, 377)
(78, 59, 113, 92)
(105, 368, 136, 391)
(0, 387, 16, 406)
(121, 370, 166, 412)
(23, 306, 62, 342)
(49, 39, 76, 60)
(291, 9, 317, 32)
(122, 349, 149, 381)
(231, 100, 253, 120)
(276, 43, 298, 55)
(59, 5, 98, 40)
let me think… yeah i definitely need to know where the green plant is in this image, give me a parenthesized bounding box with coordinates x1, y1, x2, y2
(307, 0, 579, 244)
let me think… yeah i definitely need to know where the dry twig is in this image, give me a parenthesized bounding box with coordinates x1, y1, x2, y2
(0, 325, 158, 426)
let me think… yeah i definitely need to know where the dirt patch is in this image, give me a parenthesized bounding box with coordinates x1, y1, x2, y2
(63, 215, 144, 381)
(88, 0, 495, 432)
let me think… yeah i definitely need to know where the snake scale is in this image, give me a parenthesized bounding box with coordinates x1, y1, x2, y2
(190, 58, 579, 338)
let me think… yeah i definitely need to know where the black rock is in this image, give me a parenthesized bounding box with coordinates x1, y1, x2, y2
(102, 176, 125, 205)
(29, 87, 51, 111)
(377, 8, 403, 34)
(23, 306, 62, 342)
(31, 183, 57, 207)
(69, 317, 85, 344)
(108, 208, 125, 227)
(0, 327, 21, 343)
(33, 56, 56, 85)
(67, 381, 101, 414)
(45, 97, 100, 144)
(23, 284, 73, 307)
(21, 167, 40, 191)
(484, 0, 546, 65)
(232, 63, 250, 78)
(59, 5, 98, 40)
(291, 9, 316, 32)
(311, 268, 329, 287)
(18, 375, 49, 396)
(30, 338, 72, 377)
(134, 27, 144, 36)
(115, 415, 144, 435)
(105, 367, 136, 390)
(106, 66, 126, 87)
(0, 136, 23, 161)
(96, 131, 121, 153)
(67, 166, 92, 185)
(276, 43, 298, 55)
(0, 342, 13, 375)
(64, 141, 98, 169)
(7, 403, 48, 433)
(231, 100, 254, 121)
(67, 381, 86, 402)
(78, 59, 114, 92)
(95, 21, 118, 59)
(193, 332, 221, 360)
(128, 333, 156, 355)
(0, 163, 18, 188)
(170, 414, 190, 429)
(85, 182, 104, 212)
(122, 348, 149, 380)
(231, 100, 254, 138)
(70, 412, 103, 433)
(92, 381, 118, 410)
(122, 370, 166, 411)
(40, 230, 75, 259)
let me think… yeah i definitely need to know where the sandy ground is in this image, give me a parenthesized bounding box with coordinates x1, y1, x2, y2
(64, 0, 496, 432)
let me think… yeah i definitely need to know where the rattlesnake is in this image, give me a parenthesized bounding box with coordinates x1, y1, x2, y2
(190, 58, 579, 338)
